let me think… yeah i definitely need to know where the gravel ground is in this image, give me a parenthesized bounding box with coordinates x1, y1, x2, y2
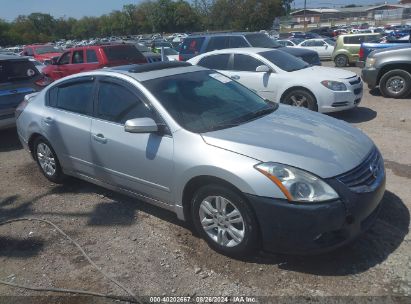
(0, 62, 410, 303)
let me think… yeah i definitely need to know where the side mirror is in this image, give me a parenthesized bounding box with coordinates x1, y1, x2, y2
(256, 65, 271, 73)
(124, 117, 158, 133)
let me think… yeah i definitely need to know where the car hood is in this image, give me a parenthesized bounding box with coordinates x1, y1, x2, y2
(35, 53, 62, 61)
(201, 105, 373, 178)
(292, 65, 356, 80)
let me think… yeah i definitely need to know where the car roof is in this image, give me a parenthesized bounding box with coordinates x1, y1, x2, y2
(197, 47, 273, 55)
(186, 32, 259, 38)
(105, 61, 208, 82)
(0, 54, 30, 61)
(339, 33, 381, 37)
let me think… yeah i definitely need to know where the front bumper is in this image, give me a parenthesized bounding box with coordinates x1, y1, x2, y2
(318, 82, 363, 113)
(361, 68, 379, 89)
(246, 170, 385, 254)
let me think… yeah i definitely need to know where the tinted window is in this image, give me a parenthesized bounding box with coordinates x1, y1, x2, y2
(244, 33, 281, 48)
(0, 59, 38, 83)
(343, 36, 366, 44)
(59, 52, 70, 65)
(229, 36, 249, 48)
(259, 50, 309, 72)
(181, 37, 205, 54)
(34, 46, 62, 55)
(86, 50, 98, 63)
(102, 45, 146, 63)
(232, 54, 263, 72)
(97, 81, 152, 124)
(143, 71, 276, 133)
(198, 54, 230, 70)
(205, 37, 229, 52)
(72, 50, 84, 64)
(313, 40, 325, 46)
(53, 80, 94, 115)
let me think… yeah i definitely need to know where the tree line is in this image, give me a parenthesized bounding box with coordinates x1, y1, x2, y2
(0, 0, 294, 46)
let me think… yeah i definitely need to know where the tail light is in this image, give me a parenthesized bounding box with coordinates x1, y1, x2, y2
(35, 76, 52, 87)
(15, 93, 38, 120)
(359, 47, 364, 61)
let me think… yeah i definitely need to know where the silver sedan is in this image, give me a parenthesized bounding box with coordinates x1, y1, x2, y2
(16, 62, 386, 257)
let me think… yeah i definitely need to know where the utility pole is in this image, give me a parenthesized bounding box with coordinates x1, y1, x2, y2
(304, 0, 307, 31)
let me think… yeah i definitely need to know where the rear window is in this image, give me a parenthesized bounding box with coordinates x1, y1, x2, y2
(181, 38, 205, 54)
(102, 45, 146, 63)
(0, 60, 38, 83)
(244, 33, 281, 48)
(259, 50, 309, 72)
(34, 46, 62, 55)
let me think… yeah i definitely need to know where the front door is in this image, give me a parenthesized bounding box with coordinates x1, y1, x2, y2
(222, 53, 278, 102)
(90, 77, 174, 204)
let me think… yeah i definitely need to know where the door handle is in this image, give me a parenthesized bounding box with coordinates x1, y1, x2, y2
(42, 117, 53, 124)
(92, 133, 107, 144)
(231, 75, 240, 80)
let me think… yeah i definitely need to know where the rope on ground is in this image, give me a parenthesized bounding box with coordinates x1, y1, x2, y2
(0, 217, 141, 304)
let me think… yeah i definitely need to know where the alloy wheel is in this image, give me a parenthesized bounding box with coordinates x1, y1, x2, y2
(386, 76, 405, 95)
(37, 143, 56, 176)
(198, 196, 245, 247)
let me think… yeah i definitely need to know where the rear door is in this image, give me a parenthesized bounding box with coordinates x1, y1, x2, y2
(90, 77, 174, 203)
(42, 76, 96, 175)
(84, 49, 101, 71)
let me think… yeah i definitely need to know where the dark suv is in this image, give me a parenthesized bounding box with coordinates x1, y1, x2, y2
(0, 55, 46, 130)
(179, 32, 321, 66)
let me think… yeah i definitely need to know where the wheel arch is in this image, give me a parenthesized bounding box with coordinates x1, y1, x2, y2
(28, 132, 44, 159)
(280, 86, 318, 105)
(181, 175, 252, 223)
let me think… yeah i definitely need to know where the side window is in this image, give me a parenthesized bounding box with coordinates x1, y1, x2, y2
(287, 41, 294, 46)
(205, 37, 229, 52)
(232, 54, 263, 72)
(198, 54, 230, 70)
(86, 50, 98, 63)
(313, 40, 325, 46)
(59, 52, 71, 65)
(97, 81, 152, 124)
(72, 50, 84, 64)
(25, 48, 34, 56)
(52, 80, 94, 115)
(301, 41, 308, 46)
(229, 36, 249, 48)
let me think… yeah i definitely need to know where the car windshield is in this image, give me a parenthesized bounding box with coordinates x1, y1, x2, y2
(245, 33, 281, 48)
(136, 44, 151, 52)
(259, 50, 309, 72)
(35, 46, 62, 54)
(143, 70, 277, 133)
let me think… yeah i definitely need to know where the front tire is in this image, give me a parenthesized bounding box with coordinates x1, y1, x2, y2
(282, 89, 318, 111)
(191, 184, 260, 257)
(379, 69, 411, 99)
(34, 137, 64, 183)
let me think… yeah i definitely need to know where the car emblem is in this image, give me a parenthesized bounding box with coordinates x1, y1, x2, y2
(27, 69, 35, 77)
(369, 163, 379, 179)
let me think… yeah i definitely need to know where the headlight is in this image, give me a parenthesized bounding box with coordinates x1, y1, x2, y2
(365, 57, 376, 68)
(321, 80, 347, 91)
(255, 163, 339, 203)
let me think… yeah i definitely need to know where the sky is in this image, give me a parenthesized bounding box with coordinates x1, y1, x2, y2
(0, 0, 402, 21)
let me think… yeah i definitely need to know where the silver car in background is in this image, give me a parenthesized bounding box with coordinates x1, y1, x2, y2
(16, 62, 386, 257)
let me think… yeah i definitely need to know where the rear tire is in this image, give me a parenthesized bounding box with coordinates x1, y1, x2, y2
(282, 89, 318, 111)
(379, 69, 411, 99)
(191, 184, 260, 258)
(334, 54, 348, 67)
(34, 137, 64, 183)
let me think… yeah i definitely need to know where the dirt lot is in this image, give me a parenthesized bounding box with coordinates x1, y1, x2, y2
(0, 62, 410, 303)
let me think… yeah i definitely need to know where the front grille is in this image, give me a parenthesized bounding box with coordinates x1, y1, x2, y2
(349, 77, 361, 85)
(337, 148, 382, 192)
(354, 87, 362, 95)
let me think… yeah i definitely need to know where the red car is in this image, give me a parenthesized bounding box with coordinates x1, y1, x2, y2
(43, 44, 147, 80)
(22, 45, 63, 63)
(42, 44, 147, 81)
